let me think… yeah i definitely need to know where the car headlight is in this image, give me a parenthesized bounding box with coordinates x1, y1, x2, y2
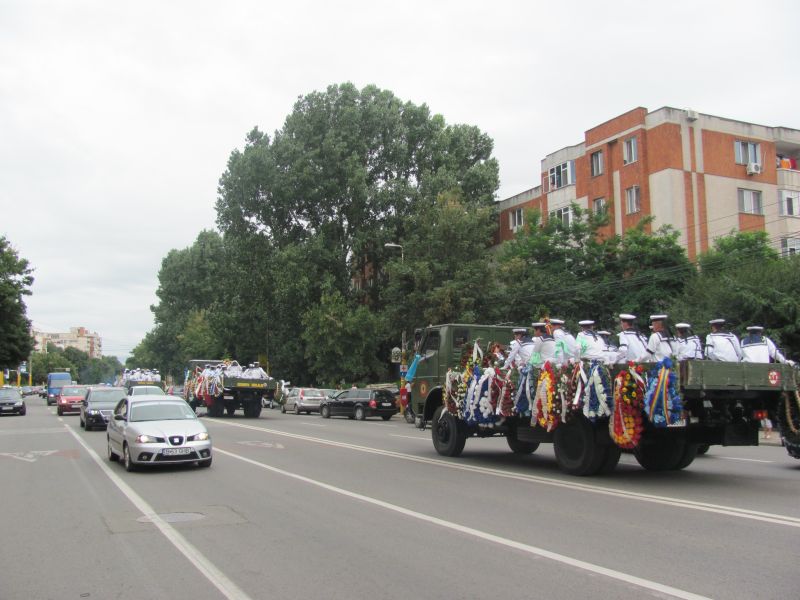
(189, 432, 209, 441)
(135, 434, 161, 443)
(14, 401, 23, 407)
(88, 409, 100, 415)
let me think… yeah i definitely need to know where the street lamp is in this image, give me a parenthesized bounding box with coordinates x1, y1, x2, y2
(384, 242, 404, 262)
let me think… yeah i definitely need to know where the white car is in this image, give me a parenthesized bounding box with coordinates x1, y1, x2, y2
(107, 395, 212, 471)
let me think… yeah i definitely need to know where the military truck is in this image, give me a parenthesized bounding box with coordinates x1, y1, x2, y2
(409, 323, 797, 476)
(183, 359, 276, 418)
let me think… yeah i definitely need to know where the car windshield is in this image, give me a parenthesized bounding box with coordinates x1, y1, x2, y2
(0, 388, 22, 400)
(88, 390, 126, 403)
(61, 386, 87, 397)
(131, 386, 164, 395)
(130, 402, 196, 422)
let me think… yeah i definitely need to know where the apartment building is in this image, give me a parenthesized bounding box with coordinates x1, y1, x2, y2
(497, 106, 800, 260)
(33, 327, 103, 358)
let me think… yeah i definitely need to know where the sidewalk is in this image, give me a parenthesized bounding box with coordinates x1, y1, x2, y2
(759, 434, 783, 447)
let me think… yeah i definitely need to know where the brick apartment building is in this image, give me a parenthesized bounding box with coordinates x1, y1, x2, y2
(496, 106, 800, 260)
(33, 327, 103, 359)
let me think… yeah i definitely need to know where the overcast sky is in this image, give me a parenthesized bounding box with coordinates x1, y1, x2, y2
(1, 0, 798, 360)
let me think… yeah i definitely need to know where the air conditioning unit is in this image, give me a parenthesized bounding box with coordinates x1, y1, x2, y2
(686, 109, 699, 121)
(746, 162, 762, 175)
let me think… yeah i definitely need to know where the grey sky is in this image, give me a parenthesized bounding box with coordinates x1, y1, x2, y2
(1, 0, 798, 359)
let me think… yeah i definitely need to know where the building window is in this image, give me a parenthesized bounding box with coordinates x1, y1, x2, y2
(548, 160, 575, 190)
(781, 237, 800, 256)
(550, 207, 572, 227)
(590, 151, 603, 177)
(738, 188, 763, 215)
(735, 140, 761, 165)
(779, 190, 799, 217)
(593, 197, 606, 214)
(509, 208, 524, 231)
(625, 186, 641, 214)
(623, 137, 638, 165)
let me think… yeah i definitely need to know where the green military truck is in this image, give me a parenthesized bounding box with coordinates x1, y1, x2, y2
(409, 323, 797, 476)
(184, 359, 276, 418)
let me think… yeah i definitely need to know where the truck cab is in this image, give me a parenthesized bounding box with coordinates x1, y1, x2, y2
(409, 323, 519, 426)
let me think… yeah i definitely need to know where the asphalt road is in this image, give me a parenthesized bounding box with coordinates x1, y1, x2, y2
(1, 400, 798, 600)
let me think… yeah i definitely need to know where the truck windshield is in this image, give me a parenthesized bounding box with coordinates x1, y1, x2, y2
(422, 331, 440, 352)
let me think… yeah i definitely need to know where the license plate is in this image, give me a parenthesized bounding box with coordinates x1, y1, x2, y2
(223, 395, 234, 400)
(162, 448, 192, 456)
(667, 419, 687, 428)
(381, 403, 392, 407)
(1, 406, 12, 411)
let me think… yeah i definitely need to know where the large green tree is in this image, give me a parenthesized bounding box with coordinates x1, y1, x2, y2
(0, 236, 34, 369)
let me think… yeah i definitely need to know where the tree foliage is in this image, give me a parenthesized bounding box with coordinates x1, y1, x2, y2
(0, 236, 34, 369)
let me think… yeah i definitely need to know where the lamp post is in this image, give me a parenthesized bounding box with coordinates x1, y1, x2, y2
(384, 242, 407, 406)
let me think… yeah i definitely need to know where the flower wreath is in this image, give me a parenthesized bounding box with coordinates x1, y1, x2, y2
(778, 371, 800, 450)
(610, 363, 645, 449)
(534, 361, 560, 431)
(583, 362, 613, 422)
(564, 362, 589, 421)
(643, 357, 683, 427)
(513, 366, 534, 416)
(494, 368, 515, 418)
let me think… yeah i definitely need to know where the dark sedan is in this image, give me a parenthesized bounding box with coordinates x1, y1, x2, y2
(80, 386, 127, 430)
(320, 388, 397, 421)
(0, 387, 26, 416)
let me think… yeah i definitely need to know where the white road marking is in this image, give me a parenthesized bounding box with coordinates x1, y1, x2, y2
(216, 447, 710, 600)
(298, 422, 326, 427)
(390, 434, 429, 441)
(238, 440, 284, 449)
(208, 419, 800, 529)
(0, 450, 58, 462)
(717, 456, 774, 464)
(63, 425, 251, 600)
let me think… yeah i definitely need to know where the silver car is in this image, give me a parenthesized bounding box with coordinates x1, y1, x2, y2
(281, 387, 325, 415)
(107, 395, 212, 471)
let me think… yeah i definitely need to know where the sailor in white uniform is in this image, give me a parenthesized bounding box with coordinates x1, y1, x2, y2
(550, 318, 577, 365)
(705, 319, 743, 362)
(576, 320, 607, 362)
(503, 328, 533, 370)
(674, 323, 703, 361)
(646, 314, 674, 361)
(741, 326, 793, 364)
(616, 313, 649, 363)
(530, 322, 556, 368)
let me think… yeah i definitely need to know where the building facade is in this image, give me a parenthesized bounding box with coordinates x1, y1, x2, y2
(497, 107, 800, 260)
(33, 327, 103, 359)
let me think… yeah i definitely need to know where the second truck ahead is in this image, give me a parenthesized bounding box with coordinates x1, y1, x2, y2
(184, 359, 276, 418)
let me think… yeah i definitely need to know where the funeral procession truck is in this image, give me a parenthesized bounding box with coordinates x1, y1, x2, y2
(183, 359, 276, 418)
(407, 323, 799, 476)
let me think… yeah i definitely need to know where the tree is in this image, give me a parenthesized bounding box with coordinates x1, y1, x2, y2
(0, 236, 34, 369)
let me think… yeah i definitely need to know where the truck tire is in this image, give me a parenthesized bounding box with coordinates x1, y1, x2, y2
(598, 444, 622, 474)
(633, 438, 687, 471)
(674, 443, 699, 470)
(208, 402, 224, 418)
(226, 403, 237, 417)
(506, 429, 539, 454)
(696, 444, 710, 455)
(553, 416, 607, 476)
(244, 403, 262, 418)
(432, 406, 467, 457)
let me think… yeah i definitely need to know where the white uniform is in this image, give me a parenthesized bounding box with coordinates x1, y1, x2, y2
(675, 335, 703, 360)
(576, 330, 607, 362)
(531, 334, 556, 368)
(504, 337, 534, 369)
(553, 328, 577, 365)
(741, 334, 787, 363)
(705, 332, 743, 362)
(617, 329, 649, 363)
(646, 331, 674, 362)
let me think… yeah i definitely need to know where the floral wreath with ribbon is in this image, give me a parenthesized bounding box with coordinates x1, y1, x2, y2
(643, 357, 683, 427)
(610, 362, 645, 449)
(533, 361, 560, 431)
(583, 361, 614, 422)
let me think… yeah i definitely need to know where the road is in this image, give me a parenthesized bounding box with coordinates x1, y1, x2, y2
(1, 399, 798, 600)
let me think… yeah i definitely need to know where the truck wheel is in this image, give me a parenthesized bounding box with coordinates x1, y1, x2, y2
(506, 429, 539, 454)
(432, 406, 467, 457)
(553, 416, 606, 476)
(208, 402, 224, 418)
(244, 403, 262, 418)
(354, 406, 366, 421)
(404, 409, 415, 424)
(598, 444, 622, 474)
(633, 438, 687, 471)
(226, 404, 237, 417)
(321, 405, 331, 419)
(674, 443, 699, 470)
(696, 444, 710, 455)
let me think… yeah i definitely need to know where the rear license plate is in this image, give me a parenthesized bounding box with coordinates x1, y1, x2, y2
(381, 403, 392, 407)
(162, 448, 192, 456)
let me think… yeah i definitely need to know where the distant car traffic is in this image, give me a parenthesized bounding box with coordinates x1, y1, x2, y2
(281, 387, 325, 414)
(0, 387, 26, 416)
(320, 388, 397, 421)
(80, 386, 127, 430)
(107, 395, 212, 471)
(128, 386, 166, 396)
(57, 385, 88, 416)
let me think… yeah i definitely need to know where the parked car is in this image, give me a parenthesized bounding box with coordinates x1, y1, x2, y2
(0, 387, 26, 416)
(56, 385, 88, 416)
(107, 395, 212, 471)
(129, 385, 165, 396)
(80, 386, 127, 430)
(320, 388, 397, 421)
(281, 387, 325, 415)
